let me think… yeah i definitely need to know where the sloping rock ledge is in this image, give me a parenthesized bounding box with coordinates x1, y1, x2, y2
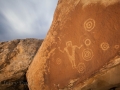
(74, 55, 120, 90)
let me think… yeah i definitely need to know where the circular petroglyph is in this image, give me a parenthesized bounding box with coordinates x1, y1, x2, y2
(56, 58, 62, 65)
(100, 42, 109, 51)
(66, 41, 72, 47)
(77, 63, 86, 73)
(84, 39, 91, 46)
(114, 45, 119, 49)
(84, 18, 95, 31)
(82, 49, 93, 61)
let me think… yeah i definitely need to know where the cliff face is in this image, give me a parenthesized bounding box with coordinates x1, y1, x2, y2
(0, 39, 43, 90)
(27, 0, 120, 90)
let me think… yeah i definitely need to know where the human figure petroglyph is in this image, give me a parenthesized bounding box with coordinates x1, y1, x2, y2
(59, 41, 83, 69)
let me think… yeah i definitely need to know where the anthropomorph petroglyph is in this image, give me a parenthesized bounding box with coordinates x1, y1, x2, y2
(59, 41, 83, 69)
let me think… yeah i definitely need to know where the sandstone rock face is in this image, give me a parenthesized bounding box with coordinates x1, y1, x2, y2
(75, 56, 120, 90)
(27, 0, 120, 90)
(0, 38, 43, 90)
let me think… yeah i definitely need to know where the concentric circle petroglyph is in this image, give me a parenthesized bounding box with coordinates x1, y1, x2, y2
(84, 18, 95, 31)
(84, 39, 91, 46)
(77, 63, 86, 73)
(100, 42, 109, 51)
(82, 49, 93, 61)
(114, 45, 119, 49)
(56, 58, 62, 65)
(66, 41, 72, 47)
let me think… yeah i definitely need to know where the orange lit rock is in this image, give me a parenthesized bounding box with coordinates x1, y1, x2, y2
(27, 0, 120, 90)
(75, 56, 120, 90)
(0, 39, 43, 90)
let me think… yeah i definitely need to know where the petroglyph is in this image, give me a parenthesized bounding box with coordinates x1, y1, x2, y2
(64, 41, 82, 69)
(26, 1, 120, 89)
(59, 41, 83, 69)
(84, 18, 95, 31)
(84, 39, 91, 46)
(77, 63, 86, 73)
(114, 45, 119, 49)
(56, 58, 62, 65)
(82, 48, 93, 61)
(48, 48, 56, 58)
(100, 42, 109, 51)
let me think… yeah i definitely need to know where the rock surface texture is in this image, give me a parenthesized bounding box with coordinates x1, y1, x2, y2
(75, 56, 120, 90)
(0, 39, 43, 90)
(27, 0, 120, 90)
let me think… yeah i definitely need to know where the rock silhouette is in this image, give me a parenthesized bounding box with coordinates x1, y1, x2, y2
(27, 0, 120, 90)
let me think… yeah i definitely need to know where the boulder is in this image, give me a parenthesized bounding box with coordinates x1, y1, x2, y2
(27, 0, 120, 90)
(0, 38, 43, 90)
(74, 56, 120, 90)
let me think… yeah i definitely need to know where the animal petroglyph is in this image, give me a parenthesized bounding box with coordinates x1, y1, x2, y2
(84, 18, 95, 31)
(82, 48, 93, 61)
(100, 42, 109, 51)
(59, 41, 83, 69)
(77, 63, 86, 73)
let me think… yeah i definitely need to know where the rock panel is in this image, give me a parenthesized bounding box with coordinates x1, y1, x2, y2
(27, 0, 120, 90)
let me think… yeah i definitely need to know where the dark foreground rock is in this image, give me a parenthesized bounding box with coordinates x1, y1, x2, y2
(0, 38, 43, 90)
(27, 0, 120, 90)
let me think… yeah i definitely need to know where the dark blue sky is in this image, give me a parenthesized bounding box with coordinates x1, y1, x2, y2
(0, 0, 58, 41)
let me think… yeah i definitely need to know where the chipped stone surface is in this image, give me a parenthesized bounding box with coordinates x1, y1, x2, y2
(0, 38, 43, 90)
(27, 0, 120, 90)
